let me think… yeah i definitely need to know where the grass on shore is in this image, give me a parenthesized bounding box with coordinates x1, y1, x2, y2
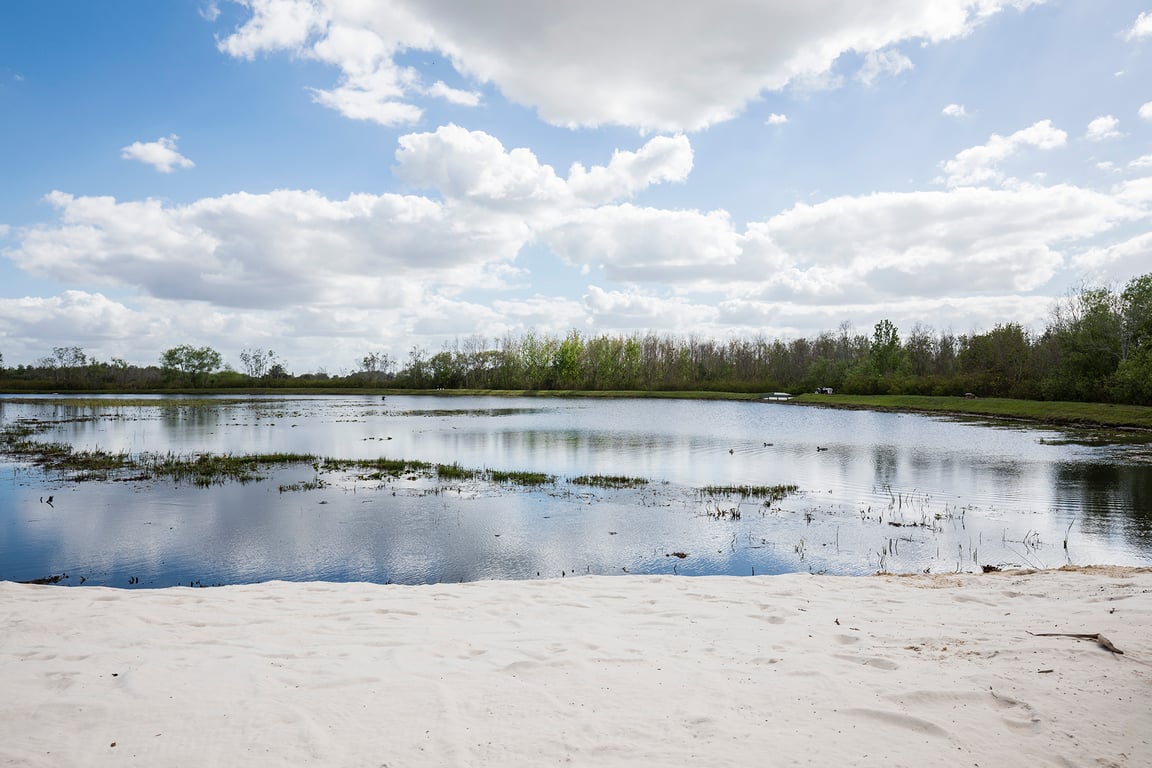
(788, 394, 1152, 431)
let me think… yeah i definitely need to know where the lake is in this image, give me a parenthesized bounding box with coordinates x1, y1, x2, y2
(1, 394, 1150, 587)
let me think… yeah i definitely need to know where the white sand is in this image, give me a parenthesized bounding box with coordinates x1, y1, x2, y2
(2, 567, 1149, 767)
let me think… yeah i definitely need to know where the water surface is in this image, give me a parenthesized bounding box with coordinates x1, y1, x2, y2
(2, 394, 1149, 586)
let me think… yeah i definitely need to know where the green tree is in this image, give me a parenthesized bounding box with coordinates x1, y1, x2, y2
(1041, 285, 1122, 400)
(551, 331, 583, 389)
(869, 319, 905, 377)
(160, 345, 222, 387)
(1115, 274, 1152, 403)
(958, 323, 1034, 397)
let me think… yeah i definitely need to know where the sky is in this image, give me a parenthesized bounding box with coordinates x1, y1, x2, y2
(1, 1, 1151, 374)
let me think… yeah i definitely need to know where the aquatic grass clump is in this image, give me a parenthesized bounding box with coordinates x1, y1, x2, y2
(490, 470, 555, 486)
(143, 451, 317, 487)
(570, 474, 649, 488)
(347, 457, 432, 474)
(700, 484, 800, 503)
(279, 478, 328, 492)
(0, 425, 134, 477)
(437, 462, 480, 480)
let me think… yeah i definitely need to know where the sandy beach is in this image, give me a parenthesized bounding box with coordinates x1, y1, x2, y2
(2, 567, 1149, 767)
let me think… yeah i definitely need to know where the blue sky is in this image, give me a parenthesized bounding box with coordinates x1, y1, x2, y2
(1, 0, 1151, 373)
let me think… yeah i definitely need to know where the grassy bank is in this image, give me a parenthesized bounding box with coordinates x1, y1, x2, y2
(787, 394, 1152, 431)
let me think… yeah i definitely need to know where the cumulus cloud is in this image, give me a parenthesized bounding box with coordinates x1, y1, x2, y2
(942, 103, 968, 118)
(1124, 11, 1152, 41)
(215, 0, 1049, 131)
(425, 81, 481, 106)
(395, 125, 692, 210)
(5, 129, 698, 319)
(0, 291, 142, 346)
(394, 125, 569, 210)
(1140, 101, 1152, 121)
(752, 183, 1147, 300)
(1131, 154, 1152, 169)
(9, 118, 1152, 368)
(766, 113, 789, 125)
(856, 49, 913, 85)
(1073, 232, 1152, 282)
(582, 286, 718, 331)
(6, 187, 521, 311)
(566, 136, 693, 205)
(119, 135, 195, 173)
(544, 205, 741, 282)
(940, 119, 1066, 187)
(1085, 115, 1122, 141)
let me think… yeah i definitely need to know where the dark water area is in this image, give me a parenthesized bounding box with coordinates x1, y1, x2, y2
(1, 394, 1150, 587)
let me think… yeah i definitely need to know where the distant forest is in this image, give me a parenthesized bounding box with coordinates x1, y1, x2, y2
(2, 274, 1150, 405)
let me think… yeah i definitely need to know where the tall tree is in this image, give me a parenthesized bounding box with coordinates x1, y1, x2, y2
(160, 345, 222, 387)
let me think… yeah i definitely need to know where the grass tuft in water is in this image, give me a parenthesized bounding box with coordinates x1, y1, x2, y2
(700, 484, 800, 503)
(144, 452, 318, 487)
(490, 470, 555, 486)
(570, 474, 649, 488)
(437, 462, 481, 480)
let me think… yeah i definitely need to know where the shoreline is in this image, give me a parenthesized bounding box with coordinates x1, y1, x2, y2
(5, 388, 1152, 432)
(3, 567, 1149, 766)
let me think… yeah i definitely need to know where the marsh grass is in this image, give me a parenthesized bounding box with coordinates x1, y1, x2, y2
(570, 474, 649, 488)
(700, 484, 800, 503)
(490, 470, 555, 485)
(436, 462, 481, 480)
(143, 452, 318, 487)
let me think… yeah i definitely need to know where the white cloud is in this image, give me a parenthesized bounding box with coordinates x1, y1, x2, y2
(6, 187, 520, 311)
(1131, 154, 1152, 169)
(1085, 115, 1122, 142)
(753, 183, 1147, 300)
(11, 116, 1152, 368)
(394, 124, 692, 210)
(216, 0, 1050, 131)
(582, 286, 718, 331)
(394, 125, 569, 211)
(7, 129, 698, 318)
(856, 49, 913, 85)
(1124, 11, 1152, 41)
(566, 135, 693, 205)
(942, 103, 968, 118)
(119, 134, 195, 173)
(766, 113, 789, 125)
(425, 81, 481, 106)
(0, 291, 147, 356)
(544, 205, 741, 282)
(199, 1, 220, 21)
(216, 0, 327, 59)
(1073, 232, 1152, 280)
(941, 119, 1066, 187)
(1140, 101, 1152, 121)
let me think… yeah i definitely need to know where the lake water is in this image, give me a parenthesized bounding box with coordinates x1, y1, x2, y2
(2, 394, 1150, 587)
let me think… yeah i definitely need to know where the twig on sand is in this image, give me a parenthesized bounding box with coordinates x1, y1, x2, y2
(1027, 631, 1124, 655)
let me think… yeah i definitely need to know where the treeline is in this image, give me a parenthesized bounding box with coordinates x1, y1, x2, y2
(2, 274, 1150, 405)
